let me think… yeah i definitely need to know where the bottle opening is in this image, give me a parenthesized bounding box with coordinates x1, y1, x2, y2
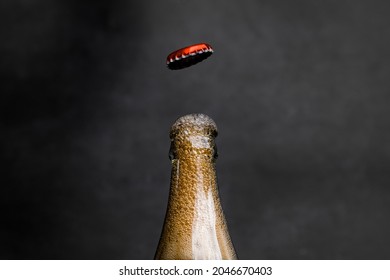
(170, 113, 218, 139)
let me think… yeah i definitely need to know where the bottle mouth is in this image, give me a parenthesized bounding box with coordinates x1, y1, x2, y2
(170, 113, 218, 139)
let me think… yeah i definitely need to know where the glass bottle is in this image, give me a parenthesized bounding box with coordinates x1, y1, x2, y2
(154, 113, 237, 260)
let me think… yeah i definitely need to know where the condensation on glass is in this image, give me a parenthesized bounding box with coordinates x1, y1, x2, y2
(155, 113, 237, 260)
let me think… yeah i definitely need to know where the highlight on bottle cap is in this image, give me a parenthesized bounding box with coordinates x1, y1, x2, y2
(166, 43, 214, 70)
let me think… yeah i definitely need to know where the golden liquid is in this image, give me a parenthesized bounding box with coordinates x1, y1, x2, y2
(154, 114, 237, 260)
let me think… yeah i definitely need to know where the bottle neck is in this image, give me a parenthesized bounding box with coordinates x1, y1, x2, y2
(155, 154, 233, 260)
(170, 154, 217, 200)
(174, 156, 223, 260)
(155, 118, 236, 259)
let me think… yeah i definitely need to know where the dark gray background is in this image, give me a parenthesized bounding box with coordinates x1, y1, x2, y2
(1, 0, 390, 259)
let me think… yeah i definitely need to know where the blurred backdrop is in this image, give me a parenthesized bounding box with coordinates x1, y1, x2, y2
(1, 0, 390, 259)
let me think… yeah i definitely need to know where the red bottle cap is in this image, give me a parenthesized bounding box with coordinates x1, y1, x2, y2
(166, 43, 214, 70)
